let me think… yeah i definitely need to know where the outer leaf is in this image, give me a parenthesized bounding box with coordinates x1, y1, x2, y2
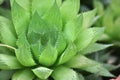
(0, 16, 16, 47)
(15, 33, 36, 66)
(32, 0, 55, 16)
(80, 43, 112, 55)
(0, 70, 14, 80)
(32, 67, 53, 79)
(60, 0, 80, 23)
(0, 54, 23, 69)
(12, 69, 35, 80)
(52, 66, 80, 80)
(75, 28, 94, 51)
(65, 55, 114, 77)
(11, 0, 30, 35)
(75, 28, 104, 51)
(64, 14, 83, 41)
(39, 44, 58, 66)
(43, 2, 62, 31)
(90, 28, 104, 44)
(57, 43, 76, 65)
(82, 9, 96, 28)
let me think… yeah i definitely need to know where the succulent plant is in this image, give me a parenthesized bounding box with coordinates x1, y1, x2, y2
(0, 0, 113, 80)
(94, 0, 120, 44)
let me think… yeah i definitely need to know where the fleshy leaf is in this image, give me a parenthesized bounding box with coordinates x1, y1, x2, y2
(32, 0, 55, 16)
(32, 67, 53, 79)
(64, 14, 83, 41)
(12, 69, 35, 80)
(52, 66, 80, 80)
(0, 70, 14, 80)
(11, 0, 30, 35)
(10, 0, 30, 10)
(55, 33, 67, 56)
(30, 40, 44, 61)
(65, 54, 114, 77)
(39, 44, 58, 66)
(75, 28, 95, 51)
(0, 16, 16, 47)
(28, 12, 48, 35)
(80, 43, 112, 55)
(90, 28, 104, 44)
(82, 9, 96, 28)
(15, 33, 36, 66)
(43, 2, 62, 31)
(75, 28, 104, 51)
(57, 43, 76, 65)
(60, 0, 80, 23)
(0, 54, 23, 69)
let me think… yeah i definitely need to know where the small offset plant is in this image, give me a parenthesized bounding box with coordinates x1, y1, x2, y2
(94, 0, 120, 44)
(0, 0, 113, 80)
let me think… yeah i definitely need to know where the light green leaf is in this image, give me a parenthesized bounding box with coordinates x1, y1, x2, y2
(12, 69, 35, 80)
(64, 14, 83, 41)
(0, 70, 14, 80)
(90, 28, 104, 44)
(11, 0, 30, 35)
(75, 28, 94, 51)
(0, 16, 16, 47)
(80, 43, 112, 55)
(52, 66, 80, 80)
(60, 0, 80, 23)
(82, 9, 96, 28)
(0, 54, 23, 69)
(15, 33, 36, 66)
(39, 44, 58, 66)
(10, 0, 30, 11)
(32, 67, 53, 79)
(28, 12, 48, 35)
(43, 2, 62, 31)
(30, 40, 44, 61)
(55, 33, 67, 56)
(57, 43, 76, 65)
(65, 55, 114, 77)
(32, 0, 55, 16)
(75, 28, 104, 51)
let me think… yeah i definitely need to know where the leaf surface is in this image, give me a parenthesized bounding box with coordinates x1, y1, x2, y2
(32, 67, 53, 79)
